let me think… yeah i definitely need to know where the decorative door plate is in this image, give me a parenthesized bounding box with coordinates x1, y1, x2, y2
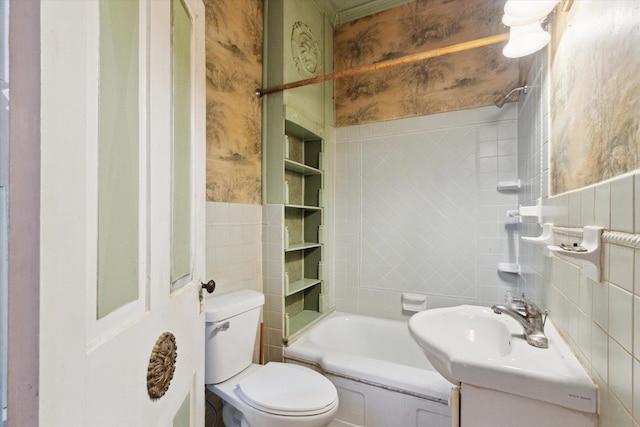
(147, 332, 177, 399)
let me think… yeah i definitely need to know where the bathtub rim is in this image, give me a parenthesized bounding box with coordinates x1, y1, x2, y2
(283, 311, 454, 405)
(284, 355, 451, 406)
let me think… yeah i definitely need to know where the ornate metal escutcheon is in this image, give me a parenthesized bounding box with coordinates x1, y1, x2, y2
(147, 332, 178, 399)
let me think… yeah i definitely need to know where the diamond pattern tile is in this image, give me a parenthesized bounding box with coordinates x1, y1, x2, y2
(334, 110, 520, 314)
(360, 127, 478, 298)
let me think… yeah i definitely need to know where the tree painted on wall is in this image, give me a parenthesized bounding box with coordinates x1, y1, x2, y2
(334, 0, 518, 127)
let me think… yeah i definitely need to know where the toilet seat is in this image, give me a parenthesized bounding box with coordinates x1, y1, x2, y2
(237, 362, 338, 416)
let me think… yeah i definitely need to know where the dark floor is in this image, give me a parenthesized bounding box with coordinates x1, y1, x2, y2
(205, 388, 225, 427)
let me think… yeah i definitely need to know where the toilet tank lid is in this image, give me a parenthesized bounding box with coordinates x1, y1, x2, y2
(205, 290, 265, 322)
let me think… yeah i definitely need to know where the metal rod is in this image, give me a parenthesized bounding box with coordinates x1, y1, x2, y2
(256, 33, 510, 97)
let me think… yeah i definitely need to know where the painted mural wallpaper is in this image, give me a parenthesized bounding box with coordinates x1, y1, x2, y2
(550, 1, 640, 195)
(333, 0, 520, 126)
(204, 0, 263, 204)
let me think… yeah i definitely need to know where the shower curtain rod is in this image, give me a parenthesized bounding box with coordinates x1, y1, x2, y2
(256, 32, 509, 97)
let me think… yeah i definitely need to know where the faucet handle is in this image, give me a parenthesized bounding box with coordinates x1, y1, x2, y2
(511, 297, 527, 310)
(506, 292, 527, 313)
(522, 300, 549, 334)
(522, 300, 548, 323)
(511, 296, 526, 307)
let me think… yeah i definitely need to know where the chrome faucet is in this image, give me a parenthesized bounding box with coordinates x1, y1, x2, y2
(492, 297, 548, 348)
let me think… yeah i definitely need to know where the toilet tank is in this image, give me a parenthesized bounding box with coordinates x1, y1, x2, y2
(204, 289, 265, 384)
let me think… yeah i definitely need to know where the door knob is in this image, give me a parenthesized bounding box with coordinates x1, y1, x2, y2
(201, 280, 216, 294)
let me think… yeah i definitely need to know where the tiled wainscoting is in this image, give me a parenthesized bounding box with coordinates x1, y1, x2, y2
(262, 204, 285, 363)
(521, 174, 640, 427)
(205, 202, 263, 293)
(205, 201, 263, 363)
(518, 49, 640, 427)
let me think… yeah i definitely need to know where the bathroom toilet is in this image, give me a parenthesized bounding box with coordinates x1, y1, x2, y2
(205, 289, 338, 427)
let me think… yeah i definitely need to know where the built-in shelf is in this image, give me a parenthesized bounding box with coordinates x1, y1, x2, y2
(285, 204, 322, 211)
(264, 10, 334, 357)
(284, 308, 334, 343)
(285, 242, 322, 252)
(285, 159, 322, 175)
(286, 278, 322, 297)
(268, 116, 333, 344)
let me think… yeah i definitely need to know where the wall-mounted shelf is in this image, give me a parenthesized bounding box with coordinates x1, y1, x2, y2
(548, 226, 603, 282)
(522, 223, 554, 257)
(506, 199, 541, 221)
(498, 263, 521, 275)
(497, 179, 521, 192)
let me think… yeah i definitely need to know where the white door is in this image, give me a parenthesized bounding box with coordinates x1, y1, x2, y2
(39, 0, 206, 425)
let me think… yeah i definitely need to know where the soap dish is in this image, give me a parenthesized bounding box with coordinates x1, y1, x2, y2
(402, 293, 427, 312)
(548, 226, 603, 282)
(498, 263, 521, 275)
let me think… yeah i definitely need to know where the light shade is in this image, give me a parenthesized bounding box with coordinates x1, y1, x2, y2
(503, 0, 560, 25)
(502, 22, 551, 58)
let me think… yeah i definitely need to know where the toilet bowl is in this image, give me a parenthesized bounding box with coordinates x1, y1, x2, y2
(208, 363, 338, 427)
(204, 290, 338, 427)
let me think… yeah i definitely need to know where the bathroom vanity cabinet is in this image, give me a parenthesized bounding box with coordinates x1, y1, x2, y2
(459, 383, 597, 427)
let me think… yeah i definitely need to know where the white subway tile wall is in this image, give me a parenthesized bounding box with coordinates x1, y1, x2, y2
(518, 48, 640, 426)
(205, 201, 264, 362)
(261, 204, 284, 362)
(333, 105, 520, 319)
(205, 202, 263, 293)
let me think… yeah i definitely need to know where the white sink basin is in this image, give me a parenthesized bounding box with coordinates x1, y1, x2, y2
(408, 305, 596, 413)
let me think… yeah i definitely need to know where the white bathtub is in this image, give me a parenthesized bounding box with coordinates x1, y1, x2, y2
(284, 312, 455, 427)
